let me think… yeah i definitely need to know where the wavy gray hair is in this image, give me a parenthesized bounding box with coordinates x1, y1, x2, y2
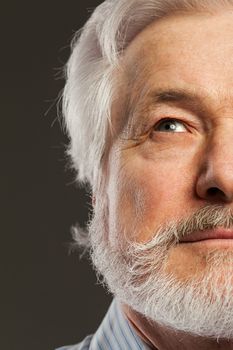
(62, 0, 232, 189)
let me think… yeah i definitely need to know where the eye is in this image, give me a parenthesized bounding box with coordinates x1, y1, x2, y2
(154, 118, 187, 133)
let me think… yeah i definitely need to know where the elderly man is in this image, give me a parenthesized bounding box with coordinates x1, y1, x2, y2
(57, 0, 233, 349)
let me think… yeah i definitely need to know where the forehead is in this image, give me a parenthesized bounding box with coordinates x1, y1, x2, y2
(120, 10, 233, 106)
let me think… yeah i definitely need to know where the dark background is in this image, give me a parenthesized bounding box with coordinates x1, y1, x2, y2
(1, 1, 112, 349)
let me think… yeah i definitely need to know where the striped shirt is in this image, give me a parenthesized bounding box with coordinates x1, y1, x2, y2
(56, 298, 152, 350)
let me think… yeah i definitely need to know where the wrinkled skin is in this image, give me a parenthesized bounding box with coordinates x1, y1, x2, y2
(105, 9, 233, 350)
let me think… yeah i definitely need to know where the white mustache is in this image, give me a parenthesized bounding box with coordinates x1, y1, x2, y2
(127, 205, 233, 254)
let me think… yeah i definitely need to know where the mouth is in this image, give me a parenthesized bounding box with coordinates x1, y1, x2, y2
(180, 228, 233, 246)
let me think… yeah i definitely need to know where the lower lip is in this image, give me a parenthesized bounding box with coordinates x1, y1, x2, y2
(181, 239, 233, 248)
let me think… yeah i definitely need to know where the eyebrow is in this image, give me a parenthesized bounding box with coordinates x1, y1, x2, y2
(150, 88, 208, 115)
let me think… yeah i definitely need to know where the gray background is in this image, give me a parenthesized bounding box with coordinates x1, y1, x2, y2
(1, 1, 112, 349)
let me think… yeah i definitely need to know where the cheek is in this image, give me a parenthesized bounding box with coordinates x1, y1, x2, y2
(109, 153, 195, 243)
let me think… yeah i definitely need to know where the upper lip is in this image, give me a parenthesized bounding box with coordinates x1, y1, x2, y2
(180, 228, 233, 243)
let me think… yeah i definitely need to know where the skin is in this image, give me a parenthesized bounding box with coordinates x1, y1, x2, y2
(103, 8, 233, 350)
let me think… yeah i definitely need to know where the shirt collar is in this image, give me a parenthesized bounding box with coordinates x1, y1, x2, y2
(90, 298, 151, 350)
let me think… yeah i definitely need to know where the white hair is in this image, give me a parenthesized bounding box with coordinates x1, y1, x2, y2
(62, 0, 233, 189)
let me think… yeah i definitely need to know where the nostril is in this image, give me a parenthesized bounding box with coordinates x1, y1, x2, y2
(206, 187, 224, 197)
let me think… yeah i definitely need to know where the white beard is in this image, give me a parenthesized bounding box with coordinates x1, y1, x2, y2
(83, 203, 233, 340)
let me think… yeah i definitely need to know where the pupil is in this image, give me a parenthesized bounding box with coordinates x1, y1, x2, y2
(165, 122, 175, 130)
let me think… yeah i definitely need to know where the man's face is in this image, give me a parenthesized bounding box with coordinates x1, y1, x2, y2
(90, 9, 233, 339)
(107, 10, 233, 281)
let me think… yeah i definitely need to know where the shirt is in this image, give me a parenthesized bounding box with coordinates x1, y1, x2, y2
(56, 298, 151, 350)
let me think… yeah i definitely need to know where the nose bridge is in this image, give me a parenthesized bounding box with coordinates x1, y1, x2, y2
(208, 123, 233, 169)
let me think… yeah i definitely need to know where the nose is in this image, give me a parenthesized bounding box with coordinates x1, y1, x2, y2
(196, 132, 233, 203)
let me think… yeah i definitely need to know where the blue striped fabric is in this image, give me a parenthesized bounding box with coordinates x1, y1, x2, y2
(56, 298, 151, 350)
